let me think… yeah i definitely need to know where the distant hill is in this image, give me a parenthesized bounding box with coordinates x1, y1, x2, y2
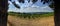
(8, 11, 54, 14)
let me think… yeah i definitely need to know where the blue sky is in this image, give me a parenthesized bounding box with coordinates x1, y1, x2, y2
(8, 0, 53, 13)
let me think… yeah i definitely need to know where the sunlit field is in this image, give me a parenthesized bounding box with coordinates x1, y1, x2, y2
(7, 12, 54, 26)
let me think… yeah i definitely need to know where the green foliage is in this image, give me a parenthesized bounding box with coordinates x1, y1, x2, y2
(8, 12, 54, 19)
(49, 2, 54, 9)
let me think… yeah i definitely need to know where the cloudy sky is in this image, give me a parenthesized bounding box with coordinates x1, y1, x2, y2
(8, 0, 53, 13)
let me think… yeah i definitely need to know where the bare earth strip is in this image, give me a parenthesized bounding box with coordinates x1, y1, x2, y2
(7, 15, 54, 26)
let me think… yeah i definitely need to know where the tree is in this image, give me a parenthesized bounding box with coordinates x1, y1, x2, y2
(49, 2, 54, 8)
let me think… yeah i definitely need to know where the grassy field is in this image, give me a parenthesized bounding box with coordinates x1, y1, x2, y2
(7, 15, 54, 26)
(7, 12, 54, 26)
(8, 12, 54, 19)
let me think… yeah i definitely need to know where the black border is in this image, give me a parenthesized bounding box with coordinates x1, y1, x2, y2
(0, 0, 8, 26)
(54, 0, 60, 26)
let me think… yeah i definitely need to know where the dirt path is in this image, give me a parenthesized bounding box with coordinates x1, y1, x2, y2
(7, 15, 54, 26)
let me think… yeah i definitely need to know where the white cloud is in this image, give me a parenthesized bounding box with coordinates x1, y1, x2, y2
(31, 5, 40, 7)
(8, 8, 20, 12)
(19, 6, 53, 13)
(8, 5, 53, 13)
(15, 1, 20, 4)
(8, 1, 12, 4)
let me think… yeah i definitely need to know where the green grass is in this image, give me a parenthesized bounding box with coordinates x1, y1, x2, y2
(8, 12, 54, 19)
